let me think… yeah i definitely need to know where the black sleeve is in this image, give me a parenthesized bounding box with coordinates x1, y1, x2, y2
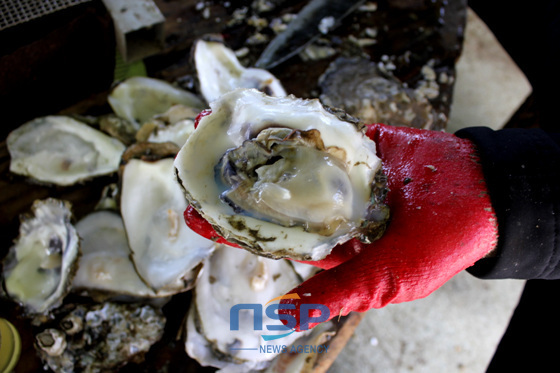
(455, 127, 560, 279)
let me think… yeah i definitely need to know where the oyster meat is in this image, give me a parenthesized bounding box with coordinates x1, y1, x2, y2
(185, 245, 307, 372)
(175, 88, 389, 261)
(194, 39, 286, 103)
(72, 210, 156, 298)
(1, 199, 80, 314)
(7, 116, 126, 186)
(120, 149, 217, 294)
(108, 76, 205, 128)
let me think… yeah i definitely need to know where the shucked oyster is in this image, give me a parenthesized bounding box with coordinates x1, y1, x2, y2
(175, 89, 389, 261)
(7, 116, 126, 186)
(194, 39, 286, 103)
(2, 199, 80, 314)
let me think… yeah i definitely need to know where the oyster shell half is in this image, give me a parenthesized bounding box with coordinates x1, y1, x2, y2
(2, 199, 80, 314)
(194, 39, 286, 103)
(72, 210, 157, 298)
(185, 245, 307, 371)
(175, 89, 389, 261)
(108, 76, 205, 128)
(135, 104, 199, 147)
(7, 116, 126, 186)
(120, 146, 217, 294)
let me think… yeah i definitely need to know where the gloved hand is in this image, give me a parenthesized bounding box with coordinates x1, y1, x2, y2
(281, 123, 498, 329)
(184, 123, 498, 330)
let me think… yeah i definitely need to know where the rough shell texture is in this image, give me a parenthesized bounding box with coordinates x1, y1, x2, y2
(34, 302, 165, 373)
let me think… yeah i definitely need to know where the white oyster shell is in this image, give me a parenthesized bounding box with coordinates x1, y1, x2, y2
(108, 76, 205, 128)
(120, 157, 216, 294)
(185, 245, 307, 371)
(136, 105, 199, 147)
(7, 116, 126, 186)
(175, 89, 387, 261)
(2, 199, 80, 314)
(72, 210, 156, 297)
(194, 40, 286, 103)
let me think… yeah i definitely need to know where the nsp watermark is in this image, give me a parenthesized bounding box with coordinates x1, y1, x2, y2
(229, 293, 331, 348)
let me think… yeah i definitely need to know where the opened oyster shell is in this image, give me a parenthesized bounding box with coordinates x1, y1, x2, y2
(120, 144, 217, 294)
(1, 199, 80, 314)
(175, 89, 389, 261)
(185, 245, 307, 371)
(194, 39, 286, 103)
(7, 116, 126, 186)
(135, 104, 199, 147)
(108, 76, 205, 128)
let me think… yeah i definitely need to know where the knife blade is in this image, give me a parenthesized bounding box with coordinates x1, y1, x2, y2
(254, 0, 366, 70)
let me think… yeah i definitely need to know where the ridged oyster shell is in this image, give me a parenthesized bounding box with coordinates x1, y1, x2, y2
(34, 302, 165, 373)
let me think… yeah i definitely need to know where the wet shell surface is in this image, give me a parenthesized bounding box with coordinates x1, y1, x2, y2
(7, 116, 126, 186)
(185, 245, 307, 371)
(194, 39, 286, 103)
(2, 199, 80, 314)
(120, 155, 217, 294)
(108, 76, 205, 128)
(72, 210, 157, 298)
(175, 88, 389, 261)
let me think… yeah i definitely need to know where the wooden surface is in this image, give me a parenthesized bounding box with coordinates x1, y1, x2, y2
(0, 0, 469, 371)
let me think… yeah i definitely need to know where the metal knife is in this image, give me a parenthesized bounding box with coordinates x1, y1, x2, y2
(254, 0, 366, 69)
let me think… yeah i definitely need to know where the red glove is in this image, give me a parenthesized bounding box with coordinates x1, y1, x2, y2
(281, 123, 498, 329)
(184, 123, 498, 330)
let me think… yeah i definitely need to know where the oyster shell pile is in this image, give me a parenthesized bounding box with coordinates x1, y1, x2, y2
(175, 88, 389, 261)
(1, 75, 224, 370)
(1, 36, 389, 371)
